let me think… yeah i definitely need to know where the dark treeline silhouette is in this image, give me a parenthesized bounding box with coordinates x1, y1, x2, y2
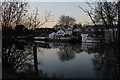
(1, 1, 54, 41)
(2, 25, 34, 40)
(2, 24, 56, 41)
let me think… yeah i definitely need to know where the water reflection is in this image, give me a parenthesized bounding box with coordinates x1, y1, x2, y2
(58, 47, 76, 62)
(2, 40, 120, 79)
(3, 41, 33, 78)
(2, 40, 47, 78)
(50, 42, 82, 62)
(92, 45, 120, 79)
(3, 42, 32, 68)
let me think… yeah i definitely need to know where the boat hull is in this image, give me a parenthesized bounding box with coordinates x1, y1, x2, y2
(34, 37, 82, 43)
(48, 38, 81, 43)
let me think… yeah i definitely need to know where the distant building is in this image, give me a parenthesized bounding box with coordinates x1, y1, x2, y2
(56, 29, 66, 36)
(85, 27, 95, 33)
(72, 27, 82, 37)
(64, 28, 72, 35)
(73, 27, 83, 33)
(84, 24, 106, 33)
(49, 32, 56, 39)
(49, 28, 73, 39)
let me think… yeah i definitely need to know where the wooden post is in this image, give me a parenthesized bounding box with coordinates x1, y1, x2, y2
(33, 45, 38, 78)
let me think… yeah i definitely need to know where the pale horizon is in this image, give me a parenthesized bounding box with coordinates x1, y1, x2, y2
(28, 2, 93, 28)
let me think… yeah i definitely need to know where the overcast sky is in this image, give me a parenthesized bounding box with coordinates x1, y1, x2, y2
(28, 2, 93, 28)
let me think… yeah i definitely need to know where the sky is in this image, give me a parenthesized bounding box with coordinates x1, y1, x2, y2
(28, 2, 93, 28)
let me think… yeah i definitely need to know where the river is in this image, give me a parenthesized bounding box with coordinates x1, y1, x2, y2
(2, 40, 119, 79)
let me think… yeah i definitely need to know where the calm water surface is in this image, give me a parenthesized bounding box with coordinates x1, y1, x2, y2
(2, 40, 119, 79)
(37, 44, 95, 78)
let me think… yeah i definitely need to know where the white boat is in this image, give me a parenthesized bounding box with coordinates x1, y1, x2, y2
(34, 35, 48, 40)
(81, 34, 100, 43)
(34, 36, 46, 40)
(49, 37, 72, 42)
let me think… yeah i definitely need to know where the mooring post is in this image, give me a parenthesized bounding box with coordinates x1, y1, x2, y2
(33, 45, 38, 78)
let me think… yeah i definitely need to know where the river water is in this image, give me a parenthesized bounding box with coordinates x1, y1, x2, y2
(2, 40, 119, 79)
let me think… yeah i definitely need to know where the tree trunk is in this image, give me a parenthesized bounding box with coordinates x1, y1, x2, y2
(118, 1, 120, 44)
(87, 11, 97, 26)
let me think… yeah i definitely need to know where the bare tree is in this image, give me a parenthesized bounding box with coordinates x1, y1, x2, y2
(79, 0, 119, 43)
(0, 1, 28, 29)
(0, 1, 54, 30)
(94, 1, 117, 42)
(23, 9, 54, 30)
(117, 1, 120, 44)
(79, 2, 97, 26)
(58, 15, 76, 28)
(94, 2, 117, 25)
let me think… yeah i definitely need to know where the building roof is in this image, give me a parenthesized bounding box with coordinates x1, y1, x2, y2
(85, 27, 95, 32)
(73, 27, 82, 32)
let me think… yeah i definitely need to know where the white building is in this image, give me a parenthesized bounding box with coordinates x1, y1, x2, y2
(49, 28, 74, 39)
(85, 27, 95, 32)
(56, 29, 65, 36)
(81, 34, 89, 42)
(64, 28, 72, 35)
(49, 32, 56, 39)
(49, 29, 65, 39)
(73, 27, 82, 33)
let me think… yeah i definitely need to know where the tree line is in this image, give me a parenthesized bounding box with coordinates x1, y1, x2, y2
(0, 1, 54, 38)
(1, 0, 120, 44)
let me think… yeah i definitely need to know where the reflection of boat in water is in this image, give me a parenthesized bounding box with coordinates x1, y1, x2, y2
(49, 42, 72, 49)
(85, 38, 100, 43)
(34, 40, 99, 55)
(34, 40, 73, 49)
(34, 41, 82, 50)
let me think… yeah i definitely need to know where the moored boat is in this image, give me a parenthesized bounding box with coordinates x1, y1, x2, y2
(49, 37, 72, 42)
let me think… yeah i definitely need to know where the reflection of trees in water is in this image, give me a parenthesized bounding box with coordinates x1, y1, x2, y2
(58, 47, 75, 62)
(92, 45, 120, 79)
(57, 43, 82, 62)
(2, 41, 47, 78)
(72, 43, 83, 54)
(85, 44, 105, 54)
